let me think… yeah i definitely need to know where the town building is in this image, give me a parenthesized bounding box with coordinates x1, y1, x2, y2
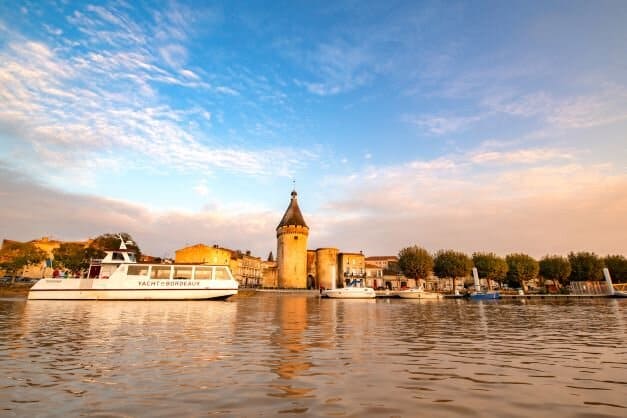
(173, 244, 263, 287)
(0, 237, 91, 278)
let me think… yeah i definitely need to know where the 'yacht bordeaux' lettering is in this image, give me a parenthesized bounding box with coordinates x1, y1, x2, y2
(138, 281, 201, 287)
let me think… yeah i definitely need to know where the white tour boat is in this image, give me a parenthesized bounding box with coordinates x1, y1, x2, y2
(398, 286, 442, 299)
(323, 279, 376, 299)
(28, 238, 239, 300)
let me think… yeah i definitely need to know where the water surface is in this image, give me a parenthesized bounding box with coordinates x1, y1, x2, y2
(1, 295, 626, 417)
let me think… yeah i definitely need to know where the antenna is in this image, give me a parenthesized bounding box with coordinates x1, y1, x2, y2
(117, 234, 134, 250)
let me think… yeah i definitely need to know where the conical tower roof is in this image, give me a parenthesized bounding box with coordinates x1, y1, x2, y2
(277, 190, 308, 229)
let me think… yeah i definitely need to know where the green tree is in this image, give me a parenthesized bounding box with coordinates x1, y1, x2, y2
(568, 252, 603, 282)
(472, 252, 508, 290)
(603, 255, 627, 283)
(52, 243, 105, 275)
(384, 260, 400, 275)
(91, 233, 141, 257)
(434, 250, 472, 293)
(505, 253, 539, 291)
(0, 242, 47, 280)
(539, 255, 571, 290)
(398, 246, 434, 282)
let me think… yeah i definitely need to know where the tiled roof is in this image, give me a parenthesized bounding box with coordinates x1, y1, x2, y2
(277, 190, 308, 229)
(365, 263, 382, 269)
(365, 256, 398, 261)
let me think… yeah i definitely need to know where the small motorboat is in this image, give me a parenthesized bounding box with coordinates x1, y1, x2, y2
(322, 279, 376, 299)
(398, 286, 442, 299)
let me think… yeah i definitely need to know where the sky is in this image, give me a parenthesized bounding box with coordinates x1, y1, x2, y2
(0, 0, 626, 259)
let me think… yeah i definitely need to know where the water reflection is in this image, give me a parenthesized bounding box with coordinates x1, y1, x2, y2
(0, 296, 626, 417)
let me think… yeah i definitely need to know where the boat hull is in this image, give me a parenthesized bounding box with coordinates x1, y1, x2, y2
(469, 292, 501, 300)
(27, 288, 237, 300)
(27, 278, 238, 300)
(323, 288, 376, 299)
(398, 290, 442, 299)
(609, 291, 627, 298)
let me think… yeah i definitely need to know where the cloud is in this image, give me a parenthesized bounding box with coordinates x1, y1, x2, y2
(548, 89, 627, 129)
(295, 41, 375, 96)
(159, 44, 188, 68)
(0, 166, 278, 257)
(468, 148, 574, 165)
(403, 113, 485, 135)
(311, 146, 627, 258)
(0, 8, 313, 185)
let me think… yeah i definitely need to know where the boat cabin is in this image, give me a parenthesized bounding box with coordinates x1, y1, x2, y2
(87, 249, 137, 279)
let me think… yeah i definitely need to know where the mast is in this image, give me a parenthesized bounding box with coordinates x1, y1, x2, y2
(472, 267, 481, 293)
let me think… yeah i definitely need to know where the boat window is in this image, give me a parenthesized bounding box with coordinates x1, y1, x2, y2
(112, 252, 125, 261)
(173, 267, 193, 280)
(128, 253, 137, 262)
(150, 266, 172, 280)
(214, 267, 230, 280)
(127, 265, 149, 276)
(194, 267, 213, 280)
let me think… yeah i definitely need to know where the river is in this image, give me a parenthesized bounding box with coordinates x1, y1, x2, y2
(1, 294, 625, 417)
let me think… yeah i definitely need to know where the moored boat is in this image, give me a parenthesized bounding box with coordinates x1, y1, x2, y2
(469, 291, 501, 300)
(28, 237, 239, 300)
(398, 286, 442, 299)
(604, 268, 627, 298)
(322, 279, 376, 299)
(468, 267, 500, 300)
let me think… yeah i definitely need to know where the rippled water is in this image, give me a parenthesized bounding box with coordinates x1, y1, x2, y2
(1, 295, 626, 417)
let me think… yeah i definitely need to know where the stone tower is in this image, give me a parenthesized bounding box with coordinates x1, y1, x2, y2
(276, 190, 309, 288)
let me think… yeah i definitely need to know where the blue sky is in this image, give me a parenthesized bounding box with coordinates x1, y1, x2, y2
(1, 1, 626, 258)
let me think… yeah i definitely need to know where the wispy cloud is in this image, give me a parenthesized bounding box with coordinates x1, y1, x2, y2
(402, 113, 485, 135)
(0, 4, 314, 186)
(0, 166, 278, 257)
(313, 146, 627, 257)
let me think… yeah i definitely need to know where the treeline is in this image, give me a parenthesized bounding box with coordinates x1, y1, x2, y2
(0, 233, 140, 277)
(397, 246, 627, 291)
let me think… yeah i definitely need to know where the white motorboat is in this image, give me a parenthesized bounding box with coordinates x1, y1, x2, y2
(28, 237, 238, 300)
(398, 286, 442, 299)
(323, 279, 376, 299)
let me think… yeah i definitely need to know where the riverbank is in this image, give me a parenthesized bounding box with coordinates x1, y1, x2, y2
(0, 285, 30, 298)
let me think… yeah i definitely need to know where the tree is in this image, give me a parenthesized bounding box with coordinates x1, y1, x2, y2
(568, 252, 603, 282)
(398, 246, 434, 283)
(603, 255, 627, 283)
(52, 243, 105, 275)
(434, 250, 472, 293)
(472, 252, 508, 290)
(505, 253, 539, 291)
(539, 255, 571, 290)
(91, 233, 141, 257)
(0, 241, 46, 280)
(384, 261, 400, 275)
(267, 251, 274, 262)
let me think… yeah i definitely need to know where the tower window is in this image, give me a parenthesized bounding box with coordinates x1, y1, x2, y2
(294, 236, 298, 240)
